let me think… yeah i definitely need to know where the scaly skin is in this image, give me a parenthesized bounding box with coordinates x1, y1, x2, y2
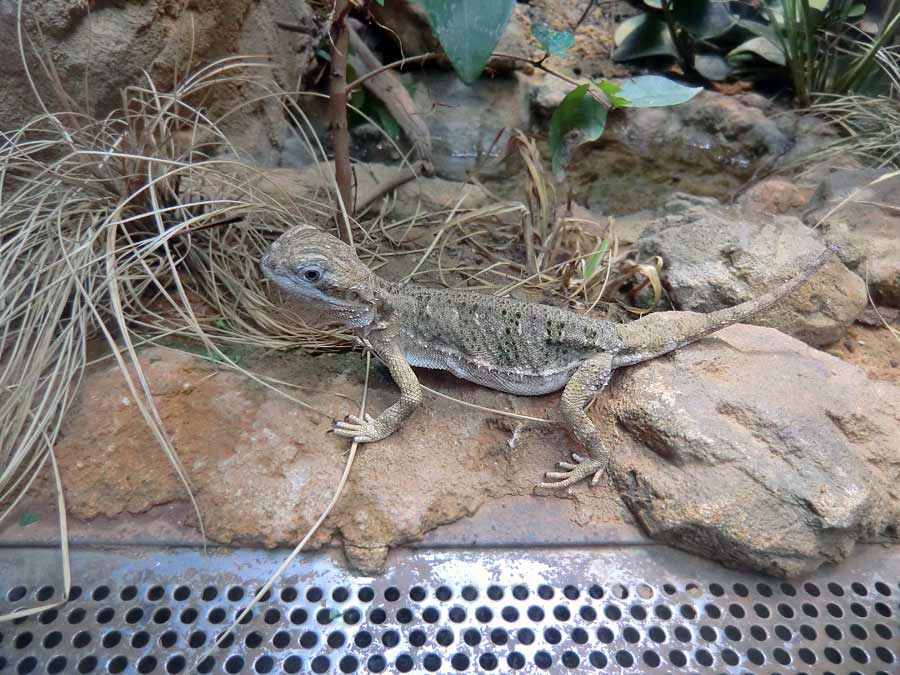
(262, 225, 834, 489)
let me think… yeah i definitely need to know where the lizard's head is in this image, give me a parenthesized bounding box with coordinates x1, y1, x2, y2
(261, 225, 377, 328)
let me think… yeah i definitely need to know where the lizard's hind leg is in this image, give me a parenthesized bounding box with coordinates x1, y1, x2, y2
(538, 355, 613, 490)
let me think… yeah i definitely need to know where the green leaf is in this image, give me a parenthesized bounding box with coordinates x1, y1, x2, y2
(617, 75, 703, 107)
(612, 14, 678, 62)
(595, 80, 630, 107)
(375, 0, 384, 5)
(418, 0, 515, 84)
(848, 3, 866, 18)
(583, 239, 610, 280)
(672, 0, 737, 39)
(18, 512, 40, 527)
(531, 23, 575, 55)
(375, 102, 401, 142)
(728, 36, 786, 66)
(549, 84, 608, 175)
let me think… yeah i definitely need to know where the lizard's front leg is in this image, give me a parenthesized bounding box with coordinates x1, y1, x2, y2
(538, 355, 613, 490)
(333, 341, 422, 444)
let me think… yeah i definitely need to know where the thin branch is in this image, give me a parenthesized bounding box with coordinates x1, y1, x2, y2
(329, 0, 354, 245)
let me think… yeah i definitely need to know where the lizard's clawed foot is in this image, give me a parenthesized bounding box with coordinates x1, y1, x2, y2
(537, 453, 608, 490)
(333, 413, 383, 444)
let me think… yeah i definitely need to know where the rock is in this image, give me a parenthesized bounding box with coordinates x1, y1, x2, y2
(737, 177, 811, 215)
(1, 0, 318, 161)
(858, 305, 899, 327)
(407, 71, 532, 180)
(598, 322, 900, 577)
(638, 197, 866, 346)
(526, 77, 837, 214)
(532, 79, 835, 170)
(804, 168, 900, 308)
(193, 161, 502, 221)
(52, 347, 628, 571)
(531, 83, 796, 175)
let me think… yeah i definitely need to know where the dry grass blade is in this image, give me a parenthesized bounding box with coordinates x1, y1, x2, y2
(0, 56, 355, 617)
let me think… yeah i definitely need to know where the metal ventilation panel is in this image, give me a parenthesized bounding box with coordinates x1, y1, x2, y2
(1, 544, 898, 674)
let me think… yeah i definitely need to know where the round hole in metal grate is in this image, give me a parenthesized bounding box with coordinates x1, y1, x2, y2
(3, 547, 900, 673)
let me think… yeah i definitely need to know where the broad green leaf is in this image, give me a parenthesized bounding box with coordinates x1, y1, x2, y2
(418, 0, 515, 84)
(613, 14, 644, 46)
(672, 0, 737, 38)
(728, 36, 786, 66)
(595, 80, 630, 107)
(693, 52, 732, 81)
(531, 23, 575, 55)
(808, 0, 828, 10)
(549, 84, 608, 175)
(612, 14, 678, 61)
(583, 240, 610, 280)
(617, 75, 703, 107)
(736, 18, 780, 44)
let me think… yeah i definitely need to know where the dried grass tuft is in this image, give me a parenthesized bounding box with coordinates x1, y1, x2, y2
(0, 55, 352, 596)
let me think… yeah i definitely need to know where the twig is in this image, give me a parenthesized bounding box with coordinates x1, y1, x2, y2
(572, 0, 597, 31)
(274, 20, 317, 35)
(346, 24, 433, 171)
(492, 52, 610, 106)
(345, 53, 437, 90)
(355, 161, 425, 213)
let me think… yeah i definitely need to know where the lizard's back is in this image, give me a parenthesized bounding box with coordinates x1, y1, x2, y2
(384, 283, 622, 395)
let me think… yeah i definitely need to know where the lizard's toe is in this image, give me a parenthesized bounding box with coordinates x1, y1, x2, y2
(333, 414, 382, 444)
(536, 454, 608, 490)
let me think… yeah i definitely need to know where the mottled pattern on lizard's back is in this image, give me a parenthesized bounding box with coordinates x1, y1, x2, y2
(379, 281, 623, 395)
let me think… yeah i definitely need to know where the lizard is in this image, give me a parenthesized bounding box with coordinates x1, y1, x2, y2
(261, 224, 834, 489)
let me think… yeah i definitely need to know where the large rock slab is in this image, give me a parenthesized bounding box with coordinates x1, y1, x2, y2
(804, 168, 900, 308)
(1, 0, 317, 161)
(639, 197, 866, 346)
(599, 322, 900, 577)
(51, 347, 627, 573)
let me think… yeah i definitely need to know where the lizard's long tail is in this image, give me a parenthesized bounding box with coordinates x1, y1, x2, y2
(614, 246, 836, 366)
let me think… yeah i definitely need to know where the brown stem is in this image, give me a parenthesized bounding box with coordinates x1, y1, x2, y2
(345, 53, 437, 91)
(347, 26, 434, 171)
(354, 161, 426, 213)
(491, 52, 611, 108)
(572, 0, 596, 32)
(329, 0, 354, 245)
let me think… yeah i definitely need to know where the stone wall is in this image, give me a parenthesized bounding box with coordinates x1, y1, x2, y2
(0, 0, 319, 159)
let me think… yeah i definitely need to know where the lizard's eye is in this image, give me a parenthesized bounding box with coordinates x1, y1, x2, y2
(347, 290, 361, 303)
(299, 266, 322, 282)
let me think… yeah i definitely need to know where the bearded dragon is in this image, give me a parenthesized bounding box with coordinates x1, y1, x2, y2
(262, 225, 833, 489)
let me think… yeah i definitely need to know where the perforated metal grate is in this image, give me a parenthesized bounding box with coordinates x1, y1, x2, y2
(1, 545, 898, 674)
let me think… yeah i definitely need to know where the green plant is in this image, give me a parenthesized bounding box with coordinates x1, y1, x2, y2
(765, 0, 900, 104)
(614, 0, 743, 80)
(322, 0, 702, 232)
(613, 0, 900, 102)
